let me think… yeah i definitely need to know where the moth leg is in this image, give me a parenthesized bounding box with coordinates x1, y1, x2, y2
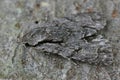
(12, 44, 20, 64)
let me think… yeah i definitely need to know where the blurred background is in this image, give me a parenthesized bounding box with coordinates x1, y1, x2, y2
(0, 0, 120, 80)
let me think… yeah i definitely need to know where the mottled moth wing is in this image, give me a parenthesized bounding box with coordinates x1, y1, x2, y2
(21, 12, 113, 65)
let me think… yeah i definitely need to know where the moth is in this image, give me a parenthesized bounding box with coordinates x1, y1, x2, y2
(20, 12, 113, 66)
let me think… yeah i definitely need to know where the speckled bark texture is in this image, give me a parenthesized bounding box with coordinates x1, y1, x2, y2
(0, 0, 120, 80)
